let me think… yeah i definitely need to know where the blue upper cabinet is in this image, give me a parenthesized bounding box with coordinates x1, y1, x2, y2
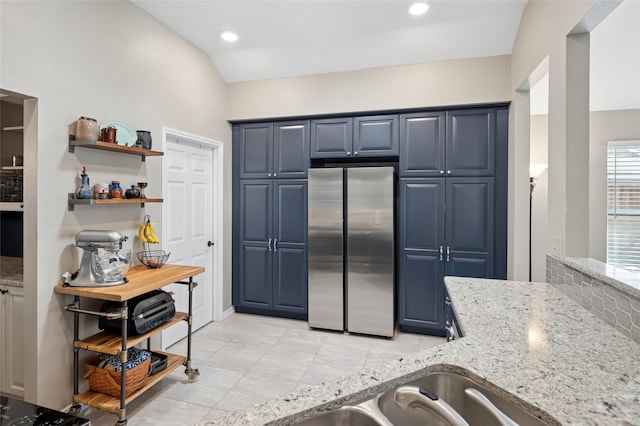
(399, 108, 496, 177)
(310, 117, 353, 158)
(238, 123, 273, 179)
(311, 115, 398, 159)
(353, 115, 399, 157)
(239, 120, 309, 179)
(446, 108, 496, 177)
(274, 121, 310, 178)
(400, 112, 446, 177)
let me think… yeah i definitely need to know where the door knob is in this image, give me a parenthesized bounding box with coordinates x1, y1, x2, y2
(207, 241, 214, 247)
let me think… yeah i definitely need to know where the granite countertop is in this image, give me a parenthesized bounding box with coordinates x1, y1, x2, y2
(204, 277, 640, 425)
(0, 256, 23, 287)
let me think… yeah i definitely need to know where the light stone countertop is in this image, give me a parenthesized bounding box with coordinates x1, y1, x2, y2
(562, 257, 640, 300)
(0, 256, 23, 287)
(204, 278, 640, 425)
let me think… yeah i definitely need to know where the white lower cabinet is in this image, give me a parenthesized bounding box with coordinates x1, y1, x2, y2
(0, 285, 24, 398)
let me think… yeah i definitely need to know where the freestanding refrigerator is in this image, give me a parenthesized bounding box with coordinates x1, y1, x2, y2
(308, 167, 395, 338)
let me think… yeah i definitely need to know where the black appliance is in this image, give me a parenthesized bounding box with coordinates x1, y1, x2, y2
(0, 395, 89, 426)
(99, 289, 176, 335)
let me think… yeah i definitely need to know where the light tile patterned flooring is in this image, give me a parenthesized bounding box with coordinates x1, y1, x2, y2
(84, 312, 444, 425)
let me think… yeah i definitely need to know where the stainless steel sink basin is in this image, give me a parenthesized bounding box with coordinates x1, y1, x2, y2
(294, 405, 390, 426)
(377, 370, 554, 426)
(294, 366, 559, 426)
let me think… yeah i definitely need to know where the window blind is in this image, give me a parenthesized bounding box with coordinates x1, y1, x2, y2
(607, 140, 640, 270)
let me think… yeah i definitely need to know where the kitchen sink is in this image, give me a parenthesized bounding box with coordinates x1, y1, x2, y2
(294, 404, 391, 426)
(294, 366, 559, 425)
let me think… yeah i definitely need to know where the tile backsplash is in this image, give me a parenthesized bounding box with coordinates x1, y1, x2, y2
(546, 255, 640, 344)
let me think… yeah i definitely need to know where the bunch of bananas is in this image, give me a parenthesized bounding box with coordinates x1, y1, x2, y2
(138, 215, 159, 244)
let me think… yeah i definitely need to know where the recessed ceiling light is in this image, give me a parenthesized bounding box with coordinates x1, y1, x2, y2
(409, 2, 429, 16)
(220, 31, 239, 42)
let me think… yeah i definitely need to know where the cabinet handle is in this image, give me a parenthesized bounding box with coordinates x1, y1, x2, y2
(446, 246, 451, 262)
(273, 239, 278, 252)
(354, 151, 358, 156)
(273, 173, 277, 177)
(268, 173, 272, 177)
(440, 170, 444, 175)
(447, 170, 452, 175)
(268, 238, 273, 251)
(439, 246, 444, 261)
(347, 151, 351, 156)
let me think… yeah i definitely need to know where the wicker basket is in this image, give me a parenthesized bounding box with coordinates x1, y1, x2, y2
(83, 356, 151, 398)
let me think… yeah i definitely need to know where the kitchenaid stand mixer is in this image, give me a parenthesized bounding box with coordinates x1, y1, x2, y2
(66, 230, 131, 287)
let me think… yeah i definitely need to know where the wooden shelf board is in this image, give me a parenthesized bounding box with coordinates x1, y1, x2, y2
(73, 352, 186, 414)
(74, 312, 188, 355)
(55, 264, 205, 302)
(68, 194, 163, 206)
(69, 139, 163, 157)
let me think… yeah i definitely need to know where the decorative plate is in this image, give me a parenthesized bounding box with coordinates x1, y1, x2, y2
(100, 120, 138, 146)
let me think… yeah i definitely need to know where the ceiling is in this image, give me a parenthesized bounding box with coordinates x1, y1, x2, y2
(131, 0, 528, 83)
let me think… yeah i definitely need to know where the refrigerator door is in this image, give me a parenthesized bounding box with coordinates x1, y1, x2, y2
(347, 167, 395, 337)
(308, 168, 344, 331)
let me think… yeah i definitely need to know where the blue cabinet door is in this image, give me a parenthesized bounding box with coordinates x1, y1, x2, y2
(399, 112, 445, 177)
(446, 108, 496, 176)
(273, 180, 308, 314)
(398, 179, 446, 334)
(238, 123, 273, 179)
(274, 120, 310, 178)
(238, 180, 273, 308)
(445, 178, 495, 278)
(310, 118, 353, 158)
(353, 115, 399, 157)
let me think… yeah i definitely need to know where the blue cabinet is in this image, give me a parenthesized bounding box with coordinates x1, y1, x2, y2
(311, 115, 398, 159)
(237, 179, 308, 318)
(400, 108, 495, 177)
(238, 121, 309, 179)
(398, 177, 495, 335)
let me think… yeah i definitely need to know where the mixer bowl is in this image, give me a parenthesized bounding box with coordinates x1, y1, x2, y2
(91, 248, 131, 283)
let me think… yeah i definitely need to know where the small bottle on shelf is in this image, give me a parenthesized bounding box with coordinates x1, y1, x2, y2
(76, 167, 93, 199)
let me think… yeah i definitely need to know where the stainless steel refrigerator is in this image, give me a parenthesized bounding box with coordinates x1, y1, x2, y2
(308, 167, 395, 338)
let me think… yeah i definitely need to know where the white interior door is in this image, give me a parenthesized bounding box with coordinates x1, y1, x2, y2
(161, 134, 215, 348)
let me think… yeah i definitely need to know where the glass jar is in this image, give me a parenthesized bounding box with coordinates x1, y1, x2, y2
(110, 181, 123, 199)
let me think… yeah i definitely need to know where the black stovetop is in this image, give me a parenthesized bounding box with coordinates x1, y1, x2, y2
(0, 396, 89, 426)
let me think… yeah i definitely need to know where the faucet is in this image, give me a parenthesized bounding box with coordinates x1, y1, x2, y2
(393, 385, 470, 425)
(465, 388, 520, 426)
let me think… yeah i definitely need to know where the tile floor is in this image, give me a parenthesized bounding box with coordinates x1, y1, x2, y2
(83, 312, 444, 425)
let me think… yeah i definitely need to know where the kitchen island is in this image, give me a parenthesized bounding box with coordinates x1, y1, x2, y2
(205, 277, 640, 425)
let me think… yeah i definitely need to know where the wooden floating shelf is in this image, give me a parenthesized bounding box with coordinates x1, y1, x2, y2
(68, 193, 163, 211)
(2, 126, 24, 133)
(73, 352, 185, 414)
(73, 312, 188, 355)
(68, 138, 163, 161)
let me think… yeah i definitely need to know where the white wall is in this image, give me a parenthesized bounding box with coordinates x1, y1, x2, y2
(0, 0, 230, 409)
(510, 0, 601, 279)
(227, 55, 511, 120)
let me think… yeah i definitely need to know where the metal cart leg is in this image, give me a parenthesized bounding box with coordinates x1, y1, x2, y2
(70, 296, 82, 415)
(116, 301, 129, 426)
(184, 276, 199, 383)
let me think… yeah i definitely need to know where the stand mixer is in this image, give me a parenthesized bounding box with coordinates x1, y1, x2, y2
(66, 230, 131, 287)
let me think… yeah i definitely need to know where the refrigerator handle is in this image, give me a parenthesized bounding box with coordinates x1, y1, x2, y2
(268, 238, 273, 251)
(439, 246, 444, 262)
(446, 246, 451, 262)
